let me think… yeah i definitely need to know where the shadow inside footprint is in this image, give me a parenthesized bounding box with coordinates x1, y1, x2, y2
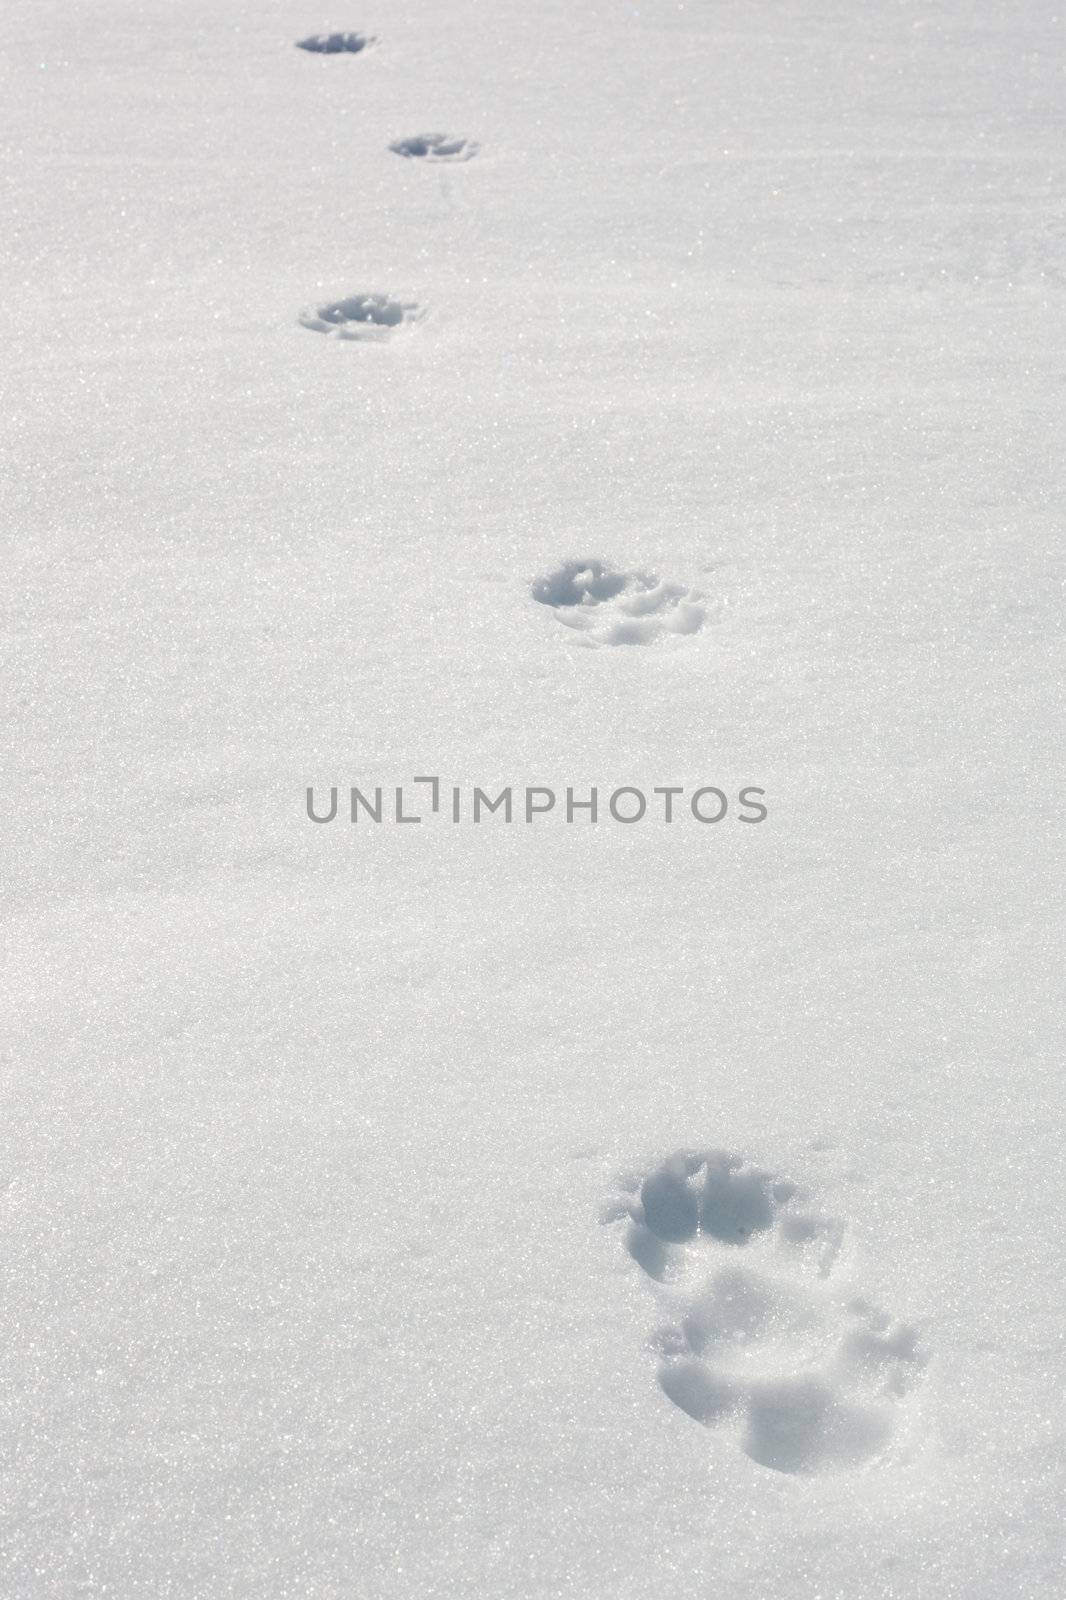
(532, 560, 631, 609)
(532, 559, 706, 646)
(639, 1163, 701, 1243)
(390, 133, 478, 162)
(659, 1361, 739, 1425)
(299, 294, 420, 341)
(743, 1376, 893, 1474)
(634, 1150, 778, 1251)
(837, 1311, 928, 1390)
(316, 295, 404, 327)
(625, 1223, 672, 1281)
(699, 1151, 777, 1243)
(296, 32, 372, 53)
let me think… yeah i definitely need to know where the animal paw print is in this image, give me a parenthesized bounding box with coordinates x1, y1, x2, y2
(299, 294, 422, 341)
(295, 32, 374, 54)
(605, 1149, 928, 1474)
(390, 133, 479, 162)
(532, 559, 706, 646)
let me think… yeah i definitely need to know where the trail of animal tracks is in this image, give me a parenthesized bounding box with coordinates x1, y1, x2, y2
(2, 0, 1063, 1596)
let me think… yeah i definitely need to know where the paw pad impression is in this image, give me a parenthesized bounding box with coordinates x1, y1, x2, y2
(532, 559, 706, 646)
(607, 1147, 929, 1475)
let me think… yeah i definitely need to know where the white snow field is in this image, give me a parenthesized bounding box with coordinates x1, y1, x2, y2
(2, 0, 1064, 1594)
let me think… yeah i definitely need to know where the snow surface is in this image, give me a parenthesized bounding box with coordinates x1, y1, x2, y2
(2, 0, 1064, 1594)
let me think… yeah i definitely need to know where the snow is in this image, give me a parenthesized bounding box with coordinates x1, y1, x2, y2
(2, 0, 1064, 1594)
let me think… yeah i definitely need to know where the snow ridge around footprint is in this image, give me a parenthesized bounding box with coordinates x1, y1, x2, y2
(605, 1148, 928, 1475)
(532, 559, 706, 646)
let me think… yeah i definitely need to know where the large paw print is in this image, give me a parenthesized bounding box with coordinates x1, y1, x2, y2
(298, 294, 423, 341)
(295, 32, 374, 54)
(605, 1148, 929, 1475)
(390, 133, 479, 162)
(532, 559, 706, 646)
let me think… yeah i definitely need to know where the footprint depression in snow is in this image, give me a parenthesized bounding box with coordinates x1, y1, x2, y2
(532, 559, 706, 646)
(605, 1147, 929, 1476)
(390, 133, 479, 162)
(295, 32, 373, 54)
(299, 294, 422, 341)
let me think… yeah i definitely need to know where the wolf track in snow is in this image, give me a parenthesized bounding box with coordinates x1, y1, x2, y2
(295, 32, 374, 55)
(299, 294, 422, 341)
(532, 559, 705, 646)
(390, 133, 479, 162)
(605, 1148, 928, 1475)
